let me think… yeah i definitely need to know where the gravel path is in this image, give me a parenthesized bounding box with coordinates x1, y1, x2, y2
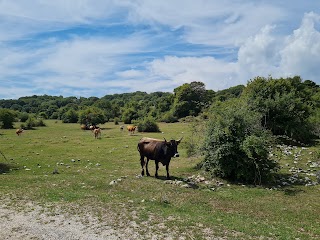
(0, 200, 224, 240)
(0, 202, 144, 240)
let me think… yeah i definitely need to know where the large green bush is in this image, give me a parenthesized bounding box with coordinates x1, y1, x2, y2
(243, 76, 319, 142)
(61, 109, 78, 123)
(78, 107, 106, 125)
(0, 109, 16, 129)
(201, 100, 278, 184)
(137, 118, 160, 132)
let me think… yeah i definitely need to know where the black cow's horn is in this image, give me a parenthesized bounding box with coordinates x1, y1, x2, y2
(177, 137, 183, 143)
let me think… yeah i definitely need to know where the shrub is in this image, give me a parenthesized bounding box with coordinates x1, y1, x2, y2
(35, 119, 46, 127)
(201, 100, 278, 184)
(50, 112, 59, 119)
(25, 117, 36, 129)
(243, 76, 318, 143)
(0, 109, 16, 129)
(161, 111, 178, 123)
(137, 118, 160, 132)
(185, 118, 206, 157)
(19, 112, 29, 122)
(62, 109, 78, 123)
(114, 117, 119, 125)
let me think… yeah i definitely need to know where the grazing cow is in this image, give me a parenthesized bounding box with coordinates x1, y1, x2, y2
(16, 128, 24, 136)
(93, 127, 101, 139)
(137, 137, 182, 179)
(89, 125, 95, 131)
(120, 125, 124, 131)
(80, 124, 87, 130)
(127, 125, 137, 134)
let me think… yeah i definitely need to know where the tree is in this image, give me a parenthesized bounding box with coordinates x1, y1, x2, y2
(172, 81, 207, 118)
(243, 76, 317, 142)
(78, 107, 106, 125)
(137, 118, 160, 132)
(61, 109, 78, 123)
(122, 107, 138, 124)
(0, 109, 16, 129)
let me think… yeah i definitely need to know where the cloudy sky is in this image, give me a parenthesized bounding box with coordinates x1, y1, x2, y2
(0, 0, 320, 99)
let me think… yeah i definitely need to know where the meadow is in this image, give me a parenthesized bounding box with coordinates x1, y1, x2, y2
(1, 120, 320, 239)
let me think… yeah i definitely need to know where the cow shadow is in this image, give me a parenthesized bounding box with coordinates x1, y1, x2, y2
(156, 175, 200, 189)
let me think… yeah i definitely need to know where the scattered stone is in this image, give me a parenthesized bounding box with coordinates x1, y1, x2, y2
(52, 167, 59, 174)
(109, 180, 117, 185)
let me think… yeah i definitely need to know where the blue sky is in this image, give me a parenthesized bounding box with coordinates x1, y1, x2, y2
(0, 1, 320, 99)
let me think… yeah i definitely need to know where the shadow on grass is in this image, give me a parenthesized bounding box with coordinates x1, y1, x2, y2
(154, 175, 200, 189)
(276, 136, 319, 147)
(0, 163, 15, 174)
(282, 188, 305, 196)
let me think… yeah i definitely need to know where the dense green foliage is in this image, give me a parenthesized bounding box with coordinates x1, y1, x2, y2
(21, 117, 46, 129)
(137, 118, 160, 132)
(202, 100, 278, 184)
(0, 109, 16, 129)
(0, 81, 221, 125)
(243, 76, 320, 142)
(200, 76, 319, 183)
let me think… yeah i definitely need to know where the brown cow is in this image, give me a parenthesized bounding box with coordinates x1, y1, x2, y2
(93, 128, 101, 139)
(137, 137, 182, 179)
(16, 128, 24, 136)
(127, 125, 137, 134)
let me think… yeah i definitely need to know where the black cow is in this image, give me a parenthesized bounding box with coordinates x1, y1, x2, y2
(137, 137, 182, 179)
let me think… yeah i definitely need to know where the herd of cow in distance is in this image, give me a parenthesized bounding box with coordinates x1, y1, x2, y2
(15, 124, 182, 180)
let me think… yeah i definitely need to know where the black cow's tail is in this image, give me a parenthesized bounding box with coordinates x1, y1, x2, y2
(137, 144, 140, 153)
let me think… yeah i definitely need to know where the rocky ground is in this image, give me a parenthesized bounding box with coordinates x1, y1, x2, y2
(0, 201, 143, 240)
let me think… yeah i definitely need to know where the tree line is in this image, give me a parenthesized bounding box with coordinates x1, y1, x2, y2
(0, 81, 243, 125)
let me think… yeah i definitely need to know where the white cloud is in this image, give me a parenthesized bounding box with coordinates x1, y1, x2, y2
(237, 25, 281, 79)
(0, 0, 123, 41)
(121, 0, 285, 46)
(279, 12, 320, 80)
(1, 2, 320, 99)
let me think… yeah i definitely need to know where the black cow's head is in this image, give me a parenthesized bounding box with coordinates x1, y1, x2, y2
(164, 137, 182, 158)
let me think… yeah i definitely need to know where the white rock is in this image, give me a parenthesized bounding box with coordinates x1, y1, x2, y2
(109, 180, 117, 185)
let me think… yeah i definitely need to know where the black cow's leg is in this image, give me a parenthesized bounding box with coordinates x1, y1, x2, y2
(140, 156, 145, 176)
(146, 158, 151, 176)
(155, 161, 159, 178)
(166, 163, 170, 179)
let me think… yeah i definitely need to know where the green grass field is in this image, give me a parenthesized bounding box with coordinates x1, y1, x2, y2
(1, 120, 320, 239)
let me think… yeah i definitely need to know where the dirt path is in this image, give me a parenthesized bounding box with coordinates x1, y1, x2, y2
(0, 202, 146, 240)
(0, 200, 224, 240)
